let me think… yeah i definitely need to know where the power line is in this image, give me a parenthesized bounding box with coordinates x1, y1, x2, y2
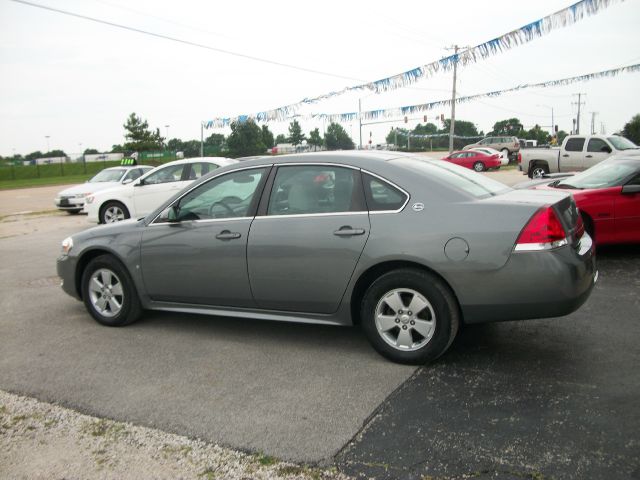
(9, 0, 365, 83)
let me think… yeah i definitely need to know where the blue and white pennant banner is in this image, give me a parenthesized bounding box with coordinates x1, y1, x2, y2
(204, 0, 624, 129)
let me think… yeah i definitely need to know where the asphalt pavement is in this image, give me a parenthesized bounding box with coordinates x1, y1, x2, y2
(337, 245, 640, 479)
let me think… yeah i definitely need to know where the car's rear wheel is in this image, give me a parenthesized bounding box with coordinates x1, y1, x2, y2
(529, 163, 549, 179)
(81, 255, 142, 327)
(473, 161, 485, 172)
(361, 269, 460, 364)
(100, 201, 129, 224)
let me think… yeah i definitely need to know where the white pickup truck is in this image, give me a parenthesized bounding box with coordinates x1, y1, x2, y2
(519, 134, 639, 178)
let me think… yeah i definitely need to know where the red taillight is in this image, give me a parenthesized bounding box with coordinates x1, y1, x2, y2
(515, 206, 568, 251)
(517, 152, 522, 164)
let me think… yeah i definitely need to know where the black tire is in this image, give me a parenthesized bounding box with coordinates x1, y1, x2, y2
(100, 201, 130, 224)
(529, 163, 549, 179)
(81, 255, 142, 327)
(360, 269, 460, 365)
(473, 161, 485, 172)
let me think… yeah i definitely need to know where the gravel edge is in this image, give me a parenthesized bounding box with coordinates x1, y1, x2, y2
(0, 389, 354, 480)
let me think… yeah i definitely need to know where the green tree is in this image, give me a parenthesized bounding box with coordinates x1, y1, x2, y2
(288, 120, 306, 146)
(438, 119, 482, 149)
(25, 151, 43, 161)
(274, 134, 288, 145)
(260, 125, 274, 149)
(622, 114, 640, 145)
(556, 130, 569, 145)
(83, 148, 99, 155)
(324, 122, 354, 150)
(308, 128, 323, 151)
(491, 118, 524, 136)
(123, 112, 164, 152)
(227, 119, 266, 158)
(522, 125, 550, 145)
(111, 144, 126, 154)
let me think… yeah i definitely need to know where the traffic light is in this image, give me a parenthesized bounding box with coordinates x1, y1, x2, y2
(404, 116, 408, 123)
(423, 115, 428, 122)
(555, 125, 559, 133)
(440, 114, 445, 122)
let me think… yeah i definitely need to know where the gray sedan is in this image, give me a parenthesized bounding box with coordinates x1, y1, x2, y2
(57, 152, 597, 364)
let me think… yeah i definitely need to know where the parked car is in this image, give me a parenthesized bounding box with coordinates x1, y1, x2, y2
(519, 134, 639, 178)
(463, 136, 520, 158)
(58, 151, 596, 365)
(469, 147, 509, 166)
(529, 156, 640, 245)
(84, 157, 237, 224)
(441, 150, 501, 171)
(54, 165, 153, 214)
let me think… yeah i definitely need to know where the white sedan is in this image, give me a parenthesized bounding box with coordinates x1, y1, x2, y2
(469, 147, 509, 166)
(54, 165, 153, 214)
(85, 157, 237, 224)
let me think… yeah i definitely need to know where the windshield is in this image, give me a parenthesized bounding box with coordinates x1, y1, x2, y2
(89, 168, 126, 183)
(394, 158, 510, 198)
(607, 136, 638, 150)
(557, 161, 637, 189)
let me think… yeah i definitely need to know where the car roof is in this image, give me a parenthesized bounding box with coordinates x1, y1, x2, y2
(138, 157, 237, 179)
(102, 164, 153, 171)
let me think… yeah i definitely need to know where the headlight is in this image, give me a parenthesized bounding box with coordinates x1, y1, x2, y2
(75, 193, 90, 198)
(85, 195, 95, 204)
(61, 237, 73, 255)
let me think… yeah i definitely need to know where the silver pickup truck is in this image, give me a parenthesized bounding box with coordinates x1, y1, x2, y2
(518, 134, 639, 178)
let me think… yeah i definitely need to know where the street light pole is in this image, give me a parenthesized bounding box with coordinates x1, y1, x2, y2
(45, 135, 50, 154)
(446, 45, 462, 153)
(165, 125, 170, 142)
(358, 98, 362, 149)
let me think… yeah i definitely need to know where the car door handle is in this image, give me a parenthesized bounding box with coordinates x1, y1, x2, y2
(585, 155, 593, 158)
(562, 154, 570, 157)
(333, 227, 365, 236)
(215, 230, 241, 240)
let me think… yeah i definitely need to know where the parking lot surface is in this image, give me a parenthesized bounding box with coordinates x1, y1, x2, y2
(1, 178, 638, 478)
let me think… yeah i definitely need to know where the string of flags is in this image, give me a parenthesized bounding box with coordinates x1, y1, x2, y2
(205, 63, 640, 128)
(203, 0, 624, 129)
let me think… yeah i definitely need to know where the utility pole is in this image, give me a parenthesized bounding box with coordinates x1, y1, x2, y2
(446, 45, 460, 153)
(200, 122, 204, 157)
(572, 93, 586, 135)
(589, 112, 598, 135)
(358, 98, 362, 149)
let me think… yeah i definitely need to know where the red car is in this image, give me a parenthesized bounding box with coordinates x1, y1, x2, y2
(441, 150, 501, 172)
(533, 156, 640, 245)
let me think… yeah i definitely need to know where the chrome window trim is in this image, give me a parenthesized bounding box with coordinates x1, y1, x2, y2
(361, 168, 411, 214)
(254, 211, 369, 220)
(148, 164, 273, 225)
(151, 216, 254, 227)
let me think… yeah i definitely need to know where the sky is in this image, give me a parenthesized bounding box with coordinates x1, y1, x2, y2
(1, 0, 639, 157)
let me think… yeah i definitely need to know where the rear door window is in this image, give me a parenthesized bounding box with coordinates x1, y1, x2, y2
(565, 138, 586, 152)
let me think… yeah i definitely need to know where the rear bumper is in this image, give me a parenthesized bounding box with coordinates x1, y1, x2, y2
(460, 234, 597, 324)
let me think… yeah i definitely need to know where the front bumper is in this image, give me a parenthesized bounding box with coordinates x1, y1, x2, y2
(57, 254, 81, 300)
(460, 234, 597, 324)
(55, 196, 84, 211)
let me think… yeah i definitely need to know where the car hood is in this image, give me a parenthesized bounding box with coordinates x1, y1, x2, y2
(57, 182, 120, 196)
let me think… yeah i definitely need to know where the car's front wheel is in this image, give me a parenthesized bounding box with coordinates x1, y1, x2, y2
(100, 201, 130, 224)
(81, 255, 142, 327)
(361, 269, 460, 364)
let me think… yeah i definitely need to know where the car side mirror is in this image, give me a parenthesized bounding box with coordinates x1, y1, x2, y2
(134, 178, 144, 187)
(122, 178, 133, 185)
(601, 146, 612, 153)
(621, 184, 640, 194)
(166, 205, 180, 222)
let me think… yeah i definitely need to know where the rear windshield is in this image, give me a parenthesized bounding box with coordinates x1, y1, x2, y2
(392, 158, 511, 199)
